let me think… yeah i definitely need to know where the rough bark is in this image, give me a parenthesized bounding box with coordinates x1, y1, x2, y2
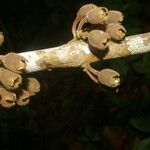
(19, 32, 150, 73)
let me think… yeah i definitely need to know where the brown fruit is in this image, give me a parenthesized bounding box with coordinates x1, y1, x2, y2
(106, 23, 126, 40)
(98, 68, 120, 87)
(2, 52, 26, 74)
(16, 89, 30, 106)
(106, 10, 124, 24)
(87, 7, 109, 24)
(0, 68, 22, 90)
(0, 86, 16, 108)
(25, 78, 40, 96)
(0, 32, 4, 46)
(72, 3, 97, 37)
(77, 3, 97, 19)
(75, 6, 108, 37)
(88, 30, 110, 50)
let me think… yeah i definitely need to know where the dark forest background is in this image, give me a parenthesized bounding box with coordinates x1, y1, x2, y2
(0, 0, 150, 150)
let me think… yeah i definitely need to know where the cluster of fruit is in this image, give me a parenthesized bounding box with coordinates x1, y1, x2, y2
(72, 4, 126, 88)
(0, 32, 40, 108)
(72, 3, 126, 51)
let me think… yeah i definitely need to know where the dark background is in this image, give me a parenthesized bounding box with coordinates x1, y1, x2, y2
(0, 0, 150, 150)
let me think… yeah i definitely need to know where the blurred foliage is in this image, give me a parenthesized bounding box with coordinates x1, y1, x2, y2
(130, 116, 150, 133)
(0, 0, 150, 150)
(132, 138, 150, 150)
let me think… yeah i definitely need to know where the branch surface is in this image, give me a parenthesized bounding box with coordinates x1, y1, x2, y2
(19, 32, 150, 73)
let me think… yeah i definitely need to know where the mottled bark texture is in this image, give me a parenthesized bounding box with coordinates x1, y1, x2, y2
(19, 32, 150, 73)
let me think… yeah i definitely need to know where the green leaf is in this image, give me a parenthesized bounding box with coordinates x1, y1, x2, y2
(132, 61, 150, 74)
(78, 135, 89, 142)
(130, 116, 150, 133)
(132, 138, 150, 150)
(62, 99, 72, 109)
(143, 53, 150, 63)
(92, 134, 100, 142)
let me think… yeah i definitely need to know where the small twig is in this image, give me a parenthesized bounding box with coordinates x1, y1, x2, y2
(19, 32, 150, 73)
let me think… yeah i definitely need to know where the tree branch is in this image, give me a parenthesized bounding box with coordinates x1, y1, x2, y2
(19, 32, 150, 73)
